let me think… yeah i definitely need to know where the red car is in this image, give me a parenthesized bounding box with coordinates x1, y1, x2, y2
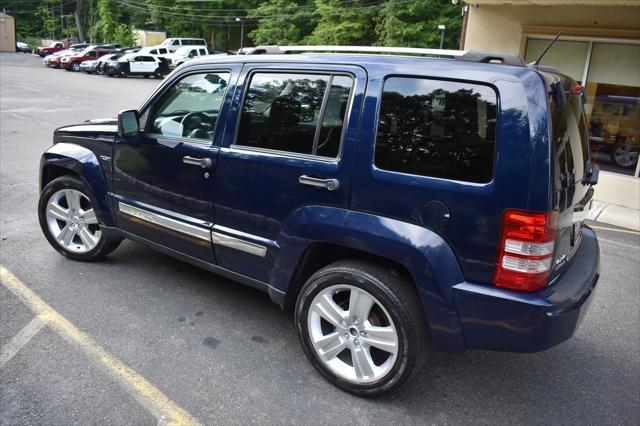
(61, 47, 118, 72)
(36, 41, 65, 57)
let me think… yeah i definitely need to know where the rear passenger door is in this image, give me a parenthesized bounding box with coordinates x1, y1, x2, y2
(213, 64, 366, 282)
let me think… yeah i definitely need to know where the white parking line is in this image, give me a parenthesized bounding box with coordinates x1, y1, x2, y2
(0, 314, 47, 369)
(0, 265, 200, 426)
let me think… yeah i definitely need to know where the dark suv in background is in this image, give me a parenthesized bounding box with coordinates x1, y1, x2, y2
(38, 46, 600, 396)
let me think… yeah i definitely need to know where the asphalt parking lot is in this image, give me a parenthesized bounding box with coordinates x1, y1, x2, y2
(1, 52, 639, 425)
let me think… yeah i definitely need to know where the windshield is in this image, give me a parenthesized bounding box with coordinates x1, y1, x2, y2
(49, 42, 60, 47)
(175, 47, 193, 56)
(161, 39, 172, 46)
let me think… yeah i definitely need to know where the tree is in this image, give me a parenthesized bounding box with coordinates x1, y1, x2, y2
(305, 0, 377, 45)
(376, 0, 461, 49)
(93, 0, 135, 45)
(248, 0, 316, 46)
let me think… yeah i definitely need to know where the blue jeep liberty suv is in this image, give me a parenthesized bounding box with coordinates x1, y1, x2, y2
(38, 46, 600, 396)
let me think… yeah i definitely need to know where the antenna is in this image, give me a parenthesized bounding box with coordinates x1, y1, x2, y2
(529, 32, 562, 69)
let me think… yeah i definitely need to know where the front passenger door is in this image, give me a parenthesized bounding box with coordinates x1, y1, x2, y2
(113, 67, 241, 263)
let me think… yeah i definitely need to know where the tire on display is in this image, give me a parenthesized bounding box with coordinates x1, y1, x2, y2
(611, 144, 639, 169)
(295, 259, 429, 396)
(38, 175, 122, 262)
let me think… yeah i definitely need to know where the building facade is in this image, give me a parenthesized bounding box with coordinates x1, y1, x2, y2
(0, 12, 16, 52)
(461, 0, 640, 210)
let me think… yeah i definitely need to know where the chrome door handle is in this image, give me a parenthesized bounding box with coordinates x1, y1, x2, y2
(299, 175, 340, 191)
(183, 156, 212, 169)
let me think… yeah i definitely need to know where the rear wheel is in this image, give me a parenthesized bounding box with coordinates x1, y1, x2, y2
(154, 69, 163, 79)
(38, 176, 122, 261)
(295, 260, 428, 396)
(71, 62, 80, 72)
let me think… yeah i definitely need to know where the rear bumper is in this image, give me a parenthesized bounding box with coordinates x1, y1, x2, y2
(453, 227, 600, 353)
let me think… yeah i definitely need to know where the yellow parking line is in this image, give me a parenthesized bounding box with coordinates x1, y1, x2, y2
(0, 314, 47, 369)
(0, 266, 199, 426)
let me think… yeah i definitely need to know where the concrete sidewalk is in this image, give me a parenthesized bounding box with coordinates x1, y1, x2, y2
(589, 200, 640, 232)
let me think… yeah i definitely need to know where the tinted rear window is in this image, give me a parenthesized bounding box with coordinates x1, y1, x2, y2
(551, 93, 589, 188)
(375, 77, 498, 183)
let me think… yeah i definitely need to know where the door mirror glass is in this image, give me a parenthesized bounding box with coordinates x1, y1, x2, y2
(118, 110, 139, 138)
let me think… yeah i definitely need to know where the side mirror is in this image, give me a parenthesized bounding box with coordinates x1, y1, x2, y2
(118, 110, 139, 139)
(583, 163, 599, 186)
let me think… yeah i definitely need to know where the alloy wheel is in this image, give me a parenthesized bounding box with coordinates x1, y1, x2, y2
(45, 189, 101, 253)
(307, 284, 398, 384)
(613, 145, 639, 168)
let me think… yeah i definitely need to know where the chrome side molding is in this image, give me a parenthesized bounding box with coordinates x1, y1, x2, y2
(118, 202, 211, 241)
(211, 231, 267, 257)
(118, 202, 267, 257)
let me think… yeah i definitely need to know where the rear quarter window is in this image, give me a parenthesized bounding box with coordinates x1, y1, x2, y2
(375, 77, 498, 184)
(551, 93, 589, 189)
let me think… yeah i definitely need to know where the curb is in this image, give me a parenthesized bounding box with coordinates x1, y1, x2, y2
(589, 200, 640, 232)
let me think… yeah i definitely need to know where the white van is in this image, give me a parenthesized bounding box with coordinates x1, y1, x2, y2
(160, 38, 208, 53)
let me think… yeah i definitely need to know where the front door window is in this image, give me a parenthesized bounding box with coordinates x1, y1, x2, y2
(148, 72, 230, 140)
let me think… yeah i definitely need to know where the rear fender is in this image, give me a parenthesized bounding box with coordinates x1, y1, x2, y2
(40, 143, 115, 226)
(273, 206, 466, 352)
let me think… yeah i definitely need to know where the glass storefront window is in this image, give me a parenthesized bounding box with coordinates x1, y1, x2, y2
(525, 38, 640, 177)
(585, 43, 640, 176)
(524, 39, 590, 82)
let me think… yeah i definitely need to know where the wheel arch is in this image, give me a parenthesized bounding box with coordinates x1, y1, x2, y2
(40, 143, 116, 227)
(273, 206, 467, 353)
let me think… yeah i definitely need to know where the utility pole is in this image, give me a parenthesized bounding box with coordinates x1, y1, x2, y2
(438, 24, 446, 49)
(235, 17, 244, 53)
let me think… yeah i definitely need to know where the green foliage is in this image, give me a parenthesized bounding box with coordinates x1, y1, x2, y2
(376, 0, 461, 49)
(304, 0, 377, 45)
(247, 0, 316, 46)
(6, 0, 463, 49)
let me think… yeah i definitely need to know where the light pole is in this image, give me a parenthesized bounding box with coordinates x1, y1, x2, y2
(235, 17, 245, 53)
(438, 24, 446, 49)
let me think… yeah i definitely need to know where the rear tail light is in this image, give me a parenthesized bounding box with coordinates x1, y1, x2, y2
(494, 210, 558, 292)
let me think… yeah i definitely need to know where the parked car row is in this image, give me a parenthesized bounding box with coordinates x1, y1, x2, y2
(36, 38, 229, 79)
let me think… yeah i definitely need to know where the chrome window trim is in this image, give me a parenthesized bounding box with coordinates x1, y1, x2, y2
(227, 144, 340, 164)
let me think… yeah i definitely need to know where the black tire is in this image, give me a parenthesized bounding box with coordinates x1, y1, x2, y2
(295, 259, 429, 397)
(119, 70, 127, 78)
(610, 144, 639, 169)
(38, 175, 122, 262)
(154, 69, 163, 79)
(71, 62, 80, 72)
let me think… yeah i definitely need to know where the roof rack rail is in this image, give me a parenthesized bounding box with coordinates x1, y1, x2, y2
(455, 50, 526, 67)
(246, 45, 528, 67)
(247, 45, 466, 57)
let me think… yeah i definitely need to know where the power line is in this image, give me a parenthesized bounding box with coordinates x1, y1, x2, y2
(125, 0, 381, 13)
(4, 0, 77, 14)
(115, 0, 405, 21)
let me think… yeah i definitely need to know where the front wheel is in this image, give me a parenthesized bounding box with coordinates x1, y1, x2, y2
(38, 176, 122, 261)
(295, 260, 429, 396)
(119, 70, 127, 78)
(154, 69, 163, 79)
(71, 62, 80, 72)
